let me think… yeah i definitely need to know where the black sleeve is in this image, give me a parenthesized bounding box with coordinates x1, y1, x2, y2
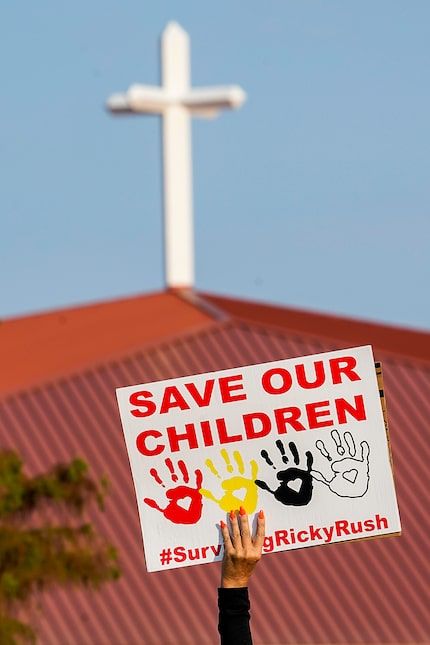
(218, 587, 253, 645)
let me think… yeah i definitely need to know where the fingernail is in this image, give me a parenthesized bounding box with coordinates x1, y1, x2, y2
(258, 509, 265, 519)
(230, 510, 236, 520)
(220, 520, 226, 529)
(240, 506, 246, 515)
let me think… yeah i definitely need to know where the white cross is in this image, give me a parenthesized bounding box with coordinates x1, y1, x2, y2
(107, 21, 246, 289)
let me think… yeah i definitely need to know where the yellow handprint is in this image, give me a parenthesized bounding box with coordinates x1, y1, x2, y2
(200, 449, 259, 513)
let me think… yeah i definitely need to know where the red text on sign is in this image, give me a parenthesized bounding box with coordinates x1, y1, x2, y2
(130, 356, 361, 418)
(129, 374, 246, 418)
(136, 394, 366, 456)
(261, 356, 360, 395)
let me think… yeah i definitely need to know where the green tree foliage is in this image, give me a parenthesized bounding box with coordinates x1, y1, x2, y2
(0, 451, 120, 644)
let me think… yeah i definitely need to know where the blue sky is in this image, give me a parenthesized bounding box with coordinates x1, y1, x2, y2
(1, 1, 429, 329)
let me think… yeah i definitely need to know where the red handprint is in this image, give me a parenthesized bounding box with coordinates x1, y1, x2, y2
(144, 458, 203, 524)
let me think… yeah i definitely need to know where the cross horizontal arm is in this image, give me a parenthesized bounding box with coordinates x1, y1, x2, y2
(107, 85, 170, 114)
(183, 85, 247, 111)
(107, 84, 246, 116)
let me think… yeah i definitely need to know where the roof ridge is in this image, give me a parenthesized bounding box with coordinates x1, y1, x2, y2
(170, 288, 232, 321)
(198, 291, 430, 365)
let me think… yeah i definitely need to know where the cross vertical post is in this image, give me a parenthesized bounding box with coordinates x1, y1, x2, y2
(161, 23, 193, 288)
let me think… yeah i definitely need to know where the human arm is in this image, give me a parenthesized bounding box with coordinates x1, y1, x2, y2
(218, 508, 265, 645)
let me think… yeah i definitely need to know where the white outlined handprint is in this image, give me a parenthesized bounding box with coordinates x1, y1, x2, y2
(311, 429, 370, 498)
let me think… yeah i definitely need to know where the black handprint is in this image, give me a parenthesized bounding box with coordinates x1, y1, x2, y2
(255, 440, 314, 506)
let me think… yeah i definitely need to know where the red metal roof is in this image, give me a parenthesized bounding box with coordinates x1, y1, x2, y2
(0, 290, 213, 396)
(0, 290, 429, 644)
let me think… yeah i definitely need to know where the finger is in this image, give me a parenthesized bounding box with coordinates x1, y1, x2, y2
(310, 469, 322, 480)
(360, 441, 370, 461)
(229, 510, 242, 549)
(344, 431, 356, 457)
(238, 507, 252, 548)
(220, 519, 230, 541)
(311, 469, 329, 484)
(253, 509, 266, 552)
(220, 519, 233, 554)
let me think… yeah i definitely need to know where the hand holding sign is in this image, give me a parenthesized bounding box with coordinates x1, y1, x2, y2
(220, 508, 265, 588)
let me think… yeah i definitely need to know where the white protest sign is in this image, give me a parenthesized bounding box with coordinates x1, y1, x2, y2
(116, 345, 401, 572)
